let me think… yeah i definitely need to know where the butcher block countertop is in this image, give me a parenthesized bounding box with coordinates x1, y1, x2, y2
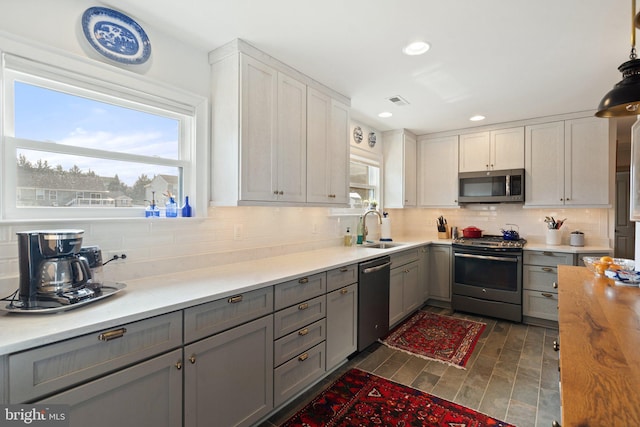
(557, 265, 640, 426)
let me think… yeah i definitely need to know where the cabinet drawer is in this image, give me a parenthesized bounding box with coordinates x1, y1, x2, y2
(274, 342, 325, 407)
(274, 295, 326, 339)
(524, 250, 574, 267)
(326, 264, 357, 292)
(523, 290, 558, 321)
(391, 249, 420, 269)
(9, 311, 182, 403)
(38, 349, 182, 427)
(275, 272, 326, 310)
(576, 252, 611, 266)
(274, 318, 326, 367)
(523, 265, 558, 293)
(184, 286, 274, 343)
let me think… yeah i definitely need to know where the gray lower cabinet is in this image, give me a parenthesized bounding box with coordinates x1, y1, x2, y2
(184, 315, 274, 427)
(39, 349, 182, 427)
(428, 244, 451, 303)
(389, 249, 421, 327)
(0, 355, 6, 404)
(418, 245, 430, 302)
(9, 311, 183, 403)
(326, 283, 357, 370)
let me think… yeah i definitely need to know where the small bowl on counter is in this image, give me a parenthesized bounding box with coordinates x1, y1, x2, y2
(583, 256, 635, 277)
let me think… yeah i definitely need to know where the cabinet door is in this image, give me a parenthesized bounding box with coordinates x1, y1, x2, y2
(383, 130, 416, 208)
(326, 284, 357, 370)
(404, 133, 417, 206)
(402, 262, 421, 315)
(306, 89, 349, 205)
(417, 135, 459, 207)
(491, 127, 524, 170)
(429, 245, 451, 302)
(39, 349, 182, 427)
(459, 132, 490, 172)
(419, 246, 430, 302)
(328, 99, 350, 205)
(184, 315, 273, 427)
(525, 121, 565, 206)
(564, 117, 611, 206)
(277, 73, 307, 202)
(389, 267, 405, 327)
(240, 56, 278, 202)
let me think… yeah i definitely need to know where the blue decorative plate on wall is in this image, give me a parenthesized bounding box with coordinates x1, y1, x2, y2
(82, 7, 151, 65)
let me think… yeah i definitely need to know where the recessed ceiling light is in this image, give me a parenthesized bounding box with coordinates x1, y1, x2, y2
(378, 112, 393, 118)
(470, 115, 486, 122)
(402, 41, 430, 56)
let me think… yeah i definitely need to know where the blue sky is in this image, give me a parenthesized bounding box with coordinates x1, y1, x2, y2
(14, 82, 179, 185)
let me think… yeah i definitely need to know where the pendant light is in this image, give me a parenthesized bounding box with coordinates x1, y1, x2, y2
(596, 0, 640, 117)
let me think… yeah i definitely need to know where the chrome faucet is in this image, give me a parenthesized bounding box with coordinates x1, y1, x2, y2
(362, 209, 383, 243)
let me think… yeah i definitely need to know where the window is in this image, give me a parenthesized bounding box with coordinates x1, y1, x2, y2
(1, 52, 206, 220)
(349, 157, 381, 209)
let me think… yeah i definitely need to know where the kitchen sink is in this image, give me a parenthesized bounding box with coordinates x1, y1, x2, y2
(363, 242, 401, 249)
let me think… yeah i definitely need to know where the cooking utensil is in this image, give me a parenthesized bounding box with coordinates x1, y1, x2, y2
(462, 226, 482, 238)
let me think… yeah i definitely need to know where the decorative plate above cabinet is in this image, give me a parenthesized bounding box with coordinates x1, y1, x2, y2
(368, 132, 377, 147)
(353, 126, 363, 144)
(81, 7, 151, 64)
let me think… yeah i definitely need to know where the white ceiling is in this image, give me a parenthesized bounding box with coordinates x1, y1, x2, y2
(110, 0, 631, 135)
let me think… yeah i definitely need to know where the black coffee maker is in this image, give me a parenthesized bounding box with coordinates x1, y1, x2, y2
(17, 230, 93, 307)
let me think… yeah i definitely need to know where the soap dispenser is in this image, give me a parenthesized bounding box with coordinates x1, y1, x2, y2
(344, 227, 353, 247)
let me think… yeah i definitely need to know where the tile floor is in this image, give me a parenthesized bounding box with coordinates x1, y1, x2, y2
(259, 306, 561, 427)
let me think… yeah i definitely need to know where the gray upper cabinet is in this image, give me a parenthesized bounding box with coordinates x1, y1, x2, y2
(383, 129, 417, 208)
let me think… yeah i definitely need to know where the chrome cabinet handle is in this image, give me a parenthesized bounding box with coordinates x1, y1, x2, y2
(175, 360, 182, 370)
(553, 341, 560, 351)
(541, 267, 554, 272)
(98, 328, 127, 341)
(553, 282, 558, 289)
(189, 354, 196, 364)
(541, 292, 554, 298)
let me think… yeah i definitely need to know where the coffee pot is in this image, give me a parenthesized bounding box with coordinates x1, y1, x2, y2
(17, 230, 93, 307)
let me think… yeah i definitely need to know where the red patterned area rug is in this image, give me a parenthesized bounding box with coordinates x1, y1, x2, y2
(380, 311, 486, 368)
(281, 368, 515, 427)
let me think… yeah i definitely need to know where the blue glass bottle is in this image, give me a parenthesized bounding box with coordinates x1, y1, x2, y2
(181, 196, 192, 217)
(165, 197, 178, 217)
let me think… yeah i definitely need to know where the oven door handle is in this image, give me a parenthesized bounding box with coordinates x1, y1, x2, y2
(454, 252, 519, 263)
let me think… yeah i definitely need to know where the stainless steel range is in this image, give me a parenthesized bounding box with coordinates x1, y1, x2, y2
(451, 235, 526, 322)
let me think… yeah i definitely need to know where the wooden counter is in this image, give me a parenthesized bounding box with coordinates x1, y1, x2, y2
(558, 265, 640, 426)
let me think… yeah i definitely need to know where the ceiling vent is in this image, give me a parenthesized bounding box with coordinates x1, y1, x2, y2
(387, 95, 410, 106)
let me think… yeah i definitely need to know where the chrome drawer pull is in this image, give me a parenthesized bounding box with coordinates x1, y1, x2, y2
(298, 328, 309, 336)
(541, 292, 554, 298)
(553, 341, 560, 351)
(298, 277, 309, 284)
(298, 303, 309, 310)
(340, 288, 348, 294)
(553, 282, 558, 289)
(541, 267, 554, 272)
(98, 328, 127, 341)
(298, 353, 309, 361)
(227, 295, 243, 304)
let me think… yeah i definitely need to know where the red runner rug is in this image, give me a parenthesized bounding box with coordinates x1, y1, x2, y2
(281, 368, 515, 427)
(380, 311, 486, 368)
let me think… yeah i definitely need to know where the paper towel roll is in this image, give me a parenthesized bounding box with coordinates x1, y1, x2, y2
(381, 217, 392, 241)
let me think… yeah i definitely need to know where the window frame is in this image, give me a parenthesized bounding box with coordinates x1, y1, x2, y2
(0, 49, 208, 221)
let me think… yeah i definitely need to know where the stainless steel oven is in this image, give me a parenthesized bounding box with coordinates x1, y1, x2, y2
(452, 235, 524, 322)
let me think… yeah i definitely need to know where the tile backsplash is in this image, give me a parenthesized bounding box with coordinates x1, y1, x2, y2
(0, 204, 613, 296)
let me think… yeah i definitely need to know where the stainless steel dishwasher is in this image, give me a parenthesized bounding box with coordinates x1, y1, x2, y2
(357, 255, 391, 351)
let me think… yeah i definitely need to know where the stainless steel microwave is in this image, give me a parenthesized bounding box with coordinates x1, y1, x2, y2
(458, 168, 525, 204)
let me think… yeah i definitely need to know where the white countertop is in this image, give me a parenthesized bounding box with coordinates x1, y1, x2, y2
(0, 238, 612, 355)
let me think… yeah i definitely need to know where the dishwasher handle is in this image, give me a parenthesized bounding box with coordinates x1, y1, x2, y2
(362, 261, 392, 274)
